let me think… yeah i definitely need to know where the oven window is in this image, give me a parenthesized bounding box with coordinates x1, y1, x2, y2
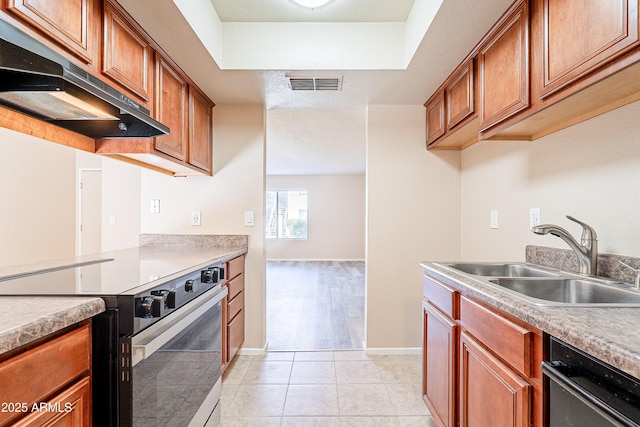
(132, 301, 222, 426)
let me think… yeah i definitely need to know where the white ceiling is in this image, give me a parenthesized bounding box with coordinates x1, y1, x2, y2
(210, 0, 415, 22)
(116, 0, 514, 175)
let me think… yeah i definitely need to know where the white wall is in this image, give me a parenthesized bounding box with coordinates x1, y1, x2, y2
(366, 105, 461, 350)
(0, 128, 76, 266)
(461, 100, 640, 260)
(140, 104, 267, 351)
(266, 174, 365, 260)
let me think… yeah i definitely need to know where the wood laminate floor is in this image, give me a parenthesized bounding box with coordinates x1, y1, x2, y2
(266, 261, 365, 351)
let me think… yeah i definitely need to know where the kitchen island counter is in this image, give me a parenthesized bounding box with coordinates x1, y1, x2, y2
(0, 234, 249, 354)
(0, 296, 105, 354)
(421, 261, 640, 380)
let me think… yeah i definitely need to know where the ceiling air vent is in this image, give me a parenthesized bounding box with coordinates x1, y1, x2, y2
(288, 76, 343, 91)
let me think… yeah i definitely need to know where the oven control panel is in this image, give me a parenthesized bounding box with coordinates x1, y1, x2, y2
(132, 262, 224, 322)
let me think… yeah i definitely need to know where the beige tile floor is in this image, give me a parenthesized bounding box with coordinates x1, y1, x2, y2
(221, 351, 436, 426)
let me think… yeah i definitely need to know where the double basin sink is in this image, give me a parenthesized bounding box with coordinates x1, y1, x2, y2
(436, 262, 640, 307)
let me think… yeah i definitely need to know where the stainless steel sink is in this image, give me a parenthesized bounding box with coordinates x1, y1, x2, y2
(488, 278, 640, 306)
(432, 261, 640, 307)
(442, 263, 559, 277)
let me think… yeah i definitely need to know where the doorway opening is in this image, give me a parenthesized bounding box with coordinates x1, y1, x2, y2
(266, 260, 365, 351)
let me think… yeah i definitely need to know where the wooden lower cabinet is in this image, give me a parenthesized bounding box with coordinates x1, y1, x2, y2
(423, 301, 458, 427)
(459, 331, 531, 427)
(12, 377, 91, 427)
(422, 274, 543, 427)
(222, 254, 246, 371)
(0, 322, 92, 426)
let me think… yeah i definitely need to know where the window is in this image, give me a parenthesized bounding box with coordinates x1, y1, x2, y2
(266, 190, 308, 239)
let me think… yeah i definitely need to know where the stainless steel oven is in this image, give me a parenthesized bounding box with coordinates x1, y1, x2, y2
(0, 252, 230, 426)
(129, 286, 226, 426)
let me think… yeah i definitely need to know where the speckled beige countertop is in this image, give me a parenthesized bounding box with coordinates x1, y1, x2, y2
(421, 261, 640, 380)
(0, 297, 105, 354)
(0, 234, 248, 356)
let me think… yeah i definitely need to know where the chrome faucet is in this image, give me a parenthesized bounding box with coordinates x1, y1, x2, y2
(531, 215, 598, 276)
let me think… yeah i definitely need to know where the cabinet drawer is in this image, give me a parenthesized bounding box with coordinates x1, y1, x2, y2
(227, 290, 244, 322)
(460, 296, 532, 377)
(423, 276, 459, 319)
(227, 308, 244, 362)
(227, 273, 244, 300)
(0, 324, 90, 425)
(227, 255, 245, 280)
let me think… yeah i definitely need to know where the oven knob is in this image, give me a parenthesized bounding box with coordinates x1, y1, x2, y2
(151, 289, 177, 309)
(185, 279, 195, 292)
(211, 267, 220, 283)
(136, 295, 155, 318)
(151, 297, 163, 317)
(201, 269, 214, 283)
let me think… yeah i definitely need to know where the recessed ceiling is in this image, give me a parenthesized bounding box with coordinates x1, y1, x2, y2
(209, 0, 415, 23)
(267, 110, 365, 175)
(117, 0, 515, 175)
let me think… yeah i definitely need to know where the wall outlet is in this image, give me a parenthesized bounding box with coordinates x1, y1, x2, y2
(191, 211, 201, 226)
(150, 199, 160, 214)
(490, 210, 499, 229)
(530, 208, 541, 229)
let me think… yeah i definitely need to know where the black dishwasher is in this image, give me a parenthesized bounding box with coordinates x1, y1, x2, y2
(543, 336, 640, 426)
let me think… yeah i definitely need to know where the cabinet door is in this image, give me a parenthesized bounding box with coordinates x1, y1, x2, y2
(446, 59, 475, 130)
(155, 54, 188, 161)
(459, 331, 531, 427)
(102, 1, 152, 102)
(478, 0, 529, 131)
(425, 91, 446, 146)
(227, 307, 244, 362)
(539, 0, 640, 98)
(12, 377, 91, 427)
(188, 87, 213, 173)
(221, 293, 229, 371)
(423, 302, 458, 427)
(6, 0, 93, 63)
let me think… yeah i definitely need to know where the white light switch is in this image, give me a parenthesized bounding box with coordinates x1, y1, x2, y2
(109, 215, 116, 225)
(244, 211, 255, 227)
(490, 210, 499, 229)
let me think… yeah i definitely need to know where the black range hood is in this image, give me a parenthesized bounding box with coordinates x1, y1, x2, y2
(0, 19, 169, 139)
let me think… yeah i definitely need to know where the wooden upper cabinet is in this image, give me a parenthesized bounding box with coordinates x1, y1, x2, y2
(538, 0, 640, 98)
(424, 58, 477, 149)
(6, 0, 94, 64)
(425, 91, 446, 146)
(478, 0, 529, 132)
(188, 87, 213, 173)
(102, 0, 152, 104)
(446, 59, 475, 130)
(155, 54, 188, 162)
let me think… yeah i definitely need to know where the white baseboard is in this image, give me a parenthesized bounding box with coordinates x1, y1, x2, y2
(364, 347, 422, 355)
(237, 343, 268, 356)
(266, 258, 365, 262)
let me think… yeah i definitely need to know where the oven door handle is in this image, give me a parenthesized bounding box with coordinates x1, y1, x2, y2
(131, 286, 227, 366)
(542, 361, 636, 427)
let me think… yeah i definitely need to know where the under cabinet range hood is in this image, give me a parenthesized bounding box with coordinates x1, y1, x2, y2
(0, 20, 169, 138)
